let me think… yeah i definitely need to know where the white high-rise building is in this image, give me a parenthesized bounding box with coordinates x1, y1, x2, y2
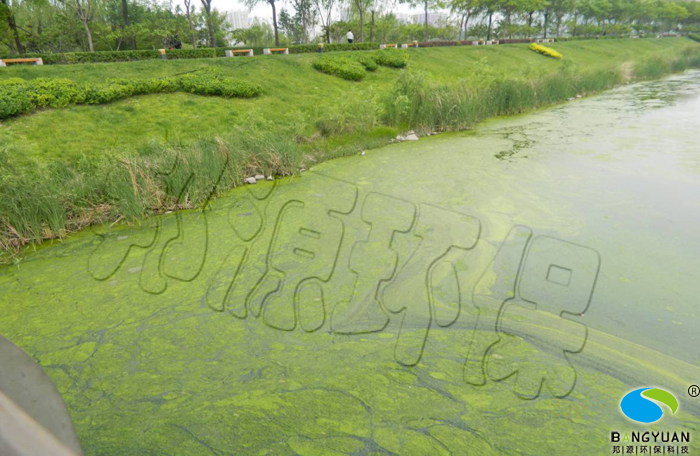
(227, 10, 250, 30)
(393, 13, 412, 24)
(411, 12, 448, 27)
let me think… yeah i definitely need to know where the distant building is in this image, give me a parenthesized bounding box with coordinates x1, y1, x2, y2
(411, 12, 449, 27)
(227, 10, 250, 30)
(339, 8, 353, 22)
(393, 13, 412, 24)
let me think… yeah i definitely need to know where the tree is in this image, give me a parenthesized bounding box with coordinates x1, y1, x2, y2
(183, 0, 196, 47)
(451, 0, 481, 39)
(200, 0, 215, 46)
(1, 0, 24, 53)
(57, 0, 95, 51)
(352, 0, 374, 41)
(479, 0, 501, 39)
(314, 0, 335, 42)
(120, 0, 135, 48)
(247, 0, 280, 46)
(402, 0, 444, 39)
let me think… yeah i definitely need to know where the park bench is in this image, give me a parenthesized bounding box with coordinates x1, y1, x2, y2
(379, 43, 399, 49)
(0, 57, 43, 67)
(225, 49, 254, 57)
(401, 41, 419, 48)
(263, 47, 289, 55)
(536, 38, 554, 43)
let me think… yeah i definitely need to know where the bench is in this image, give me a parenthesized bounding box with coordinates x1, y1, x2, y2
(379, 43, 398, 49)
(0, 57, 43, 67)
(401, 42, 419, 48)
(225, 49, 254, 57)
(263, 47, 289, 55)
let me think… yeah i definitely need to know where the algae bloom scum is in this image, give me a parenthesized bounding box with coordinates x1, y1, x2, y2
(1, 71, 700, 455)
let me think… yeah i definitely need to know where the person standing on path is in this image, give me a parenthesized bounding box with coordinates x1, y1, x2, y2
(347, 30, 354, 43)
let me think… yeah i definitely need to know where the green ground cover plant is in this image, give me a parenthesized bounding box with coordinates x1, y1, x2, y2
(1, 38, 699, 260)
(0, 68, 261, 120)
(313, 50, 409, 80)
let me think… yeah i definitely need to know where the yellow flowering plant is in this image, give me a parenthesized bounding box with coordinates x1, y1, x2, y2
(529, 43, 563, 59)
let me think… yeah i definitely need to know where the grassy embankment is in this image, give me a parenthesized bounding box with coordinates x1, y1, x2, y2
(0, 38, 699, 259)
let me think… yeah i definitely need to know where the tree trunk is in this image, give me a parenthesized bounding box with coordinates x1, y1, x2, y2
(459, 13, 465, 40)
(82, 17, 94, 51)
(359, 8, 364, 41)
(370, 10, 374, 42)
(270, 0, 279, 46)
(184, 0, 196, 48)
(424, 0, 428, 40)
(487, 11, 493, 40)
(201, 0, 215, 47)
(543, 11, 548, 38)
(464, 11, 471, 39)
(121, 0, 136, 49)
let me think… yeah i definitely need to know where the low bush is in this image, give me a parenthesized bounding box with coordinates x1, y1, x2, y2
(0, 68, 262, 120)
(312, 50, 410, 80)
(313, 55, 368, 81)
(529, 43, 563, 59)
(373, 50, 410, 68)
(689, 34, 700, 43)
(354, 53, 379, 71)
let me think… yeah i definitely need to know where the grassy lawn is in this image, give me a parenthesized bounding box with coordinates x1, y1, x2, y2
(0, 39, 691, 163)
(0, 38, 698, 257)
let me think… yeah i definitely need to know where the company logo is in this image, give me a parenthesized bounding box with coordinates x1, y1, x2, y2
(620, 387, 678, 423)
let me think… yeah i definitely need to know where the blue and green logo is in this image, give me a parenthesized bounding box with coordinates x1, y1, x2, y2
(620, 387, 678, 423)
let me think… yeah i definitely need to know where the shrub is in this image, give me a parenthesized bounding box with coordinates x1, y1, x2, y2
(529, 43, 563, 59)
(353, 53, 379, 71)
(689, 34, 700, 43)
(374, 50, 410, 68)
(313, 55, 367, 81)
(0, 68, 262, 120)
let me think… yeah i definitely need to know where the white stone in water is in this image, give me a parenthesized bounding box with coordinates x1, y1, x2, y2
(244, 177, 257, 184)
(405, 134, 419, 141)
(254, 174, 265, 180)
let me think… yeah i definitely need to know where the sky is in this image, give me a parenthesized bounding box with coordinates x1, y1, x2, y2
(176, 0, 450, 25)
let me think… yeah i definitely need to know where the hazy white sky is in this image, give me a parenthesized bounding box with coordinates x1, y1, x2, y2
(179, 0, 449, 24)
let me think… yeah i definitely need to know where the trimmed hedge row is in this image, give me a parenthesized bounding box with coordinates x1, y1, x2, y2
(0, 43, 380, 65)
(0, 68, 261, 119)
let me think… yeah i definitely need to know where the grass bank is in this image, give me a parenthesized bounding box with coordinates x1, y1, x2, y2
(0, 38, 699, 260)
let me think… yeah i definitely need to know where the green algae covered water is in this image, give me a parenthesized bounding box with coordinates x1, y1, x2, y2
(2, 71, 700, 456)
